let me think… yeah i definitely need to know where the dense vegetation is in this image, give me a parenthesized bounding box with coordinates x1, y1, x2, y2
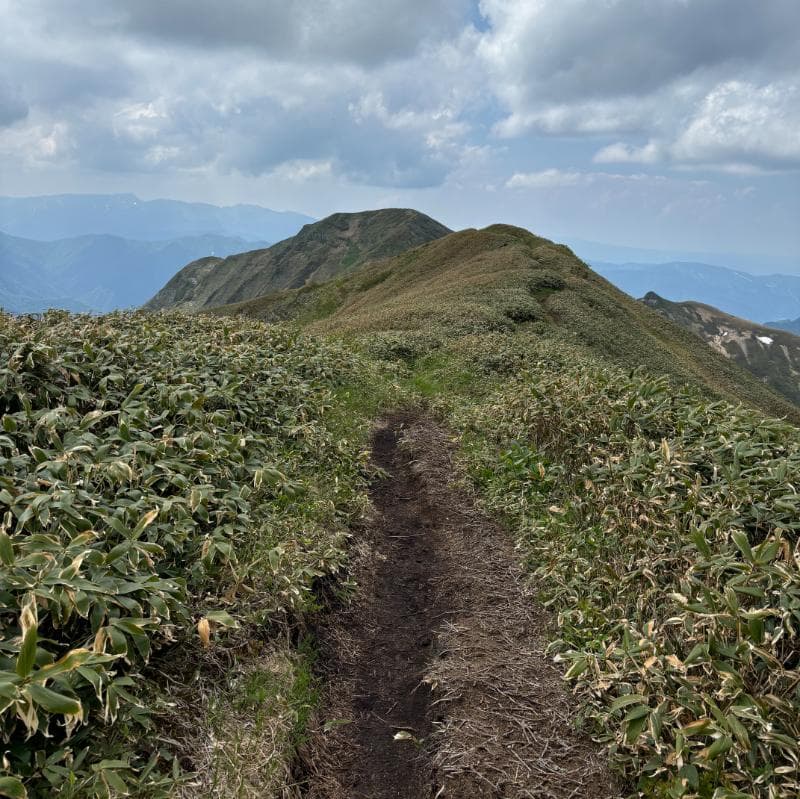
(0, 311, 381, 797)
(430, 333, 800, 798)
(213, 221, 800, 797)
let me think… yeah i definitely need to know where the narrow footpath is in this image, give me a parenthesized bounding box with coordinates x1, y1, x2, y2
(299, 413, 619, 798)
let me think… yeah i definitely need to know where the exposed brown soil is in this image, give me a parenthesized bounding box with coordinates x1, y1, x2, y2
(298, 413, 620, 798)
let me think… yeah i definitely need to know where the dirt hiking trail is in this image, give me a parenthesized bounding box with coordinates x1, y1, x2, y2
(299, 413, 620, 798)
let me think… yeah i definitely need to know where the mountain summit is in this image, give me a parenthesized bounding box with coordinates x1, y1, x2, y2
(144, 208, 451, 311)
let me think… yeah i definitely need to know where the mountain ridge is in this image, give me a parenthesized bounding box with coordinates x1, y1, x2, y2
(593, 260, 800, 323)
(767, 316, 800, 334)
(144, 208, 452, 311)
(641, 291, 800, 406)
(207, 220, 800, 423)
(0, 193, 313, 242)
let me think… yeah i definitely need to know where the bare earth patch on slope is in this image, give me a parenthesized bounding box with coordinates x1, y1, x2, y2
(298, 414, 619, 798)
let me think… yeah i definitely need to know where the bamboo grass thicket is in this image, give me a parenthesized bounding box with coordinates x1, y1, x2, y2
(0, 311, 372, 797)
(456, 348, 800, 798)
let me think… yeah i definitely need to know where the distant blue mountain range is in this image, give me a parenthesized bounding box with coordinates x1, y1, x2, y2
(0, 193, 313, 242)
(0, 193, 314, 313)
(592, 261, 800, 324)
(0, 231, 271, 313)
(568, 237, 799, 277)
(766, 317, 800, 334)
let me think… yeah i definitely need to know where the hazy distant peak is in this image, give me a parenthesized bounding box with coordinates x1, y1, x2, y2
(0, 193, 314, 242)
(595, 260, 800, 324)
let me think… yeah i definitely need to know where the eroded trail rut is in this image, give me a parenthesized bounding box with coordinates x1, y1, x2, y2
(299, 414, 619, 798)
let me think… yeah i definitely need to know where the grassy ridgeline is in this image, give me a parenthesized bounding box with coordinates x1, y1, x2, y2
(4, 219, 800, 798)
(213, 224, 800, 424)
(0, 311, 392, 798)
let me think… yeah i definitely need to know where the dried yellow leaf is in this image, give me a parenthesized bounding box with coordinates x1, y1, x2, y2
(197, 618, 211, 648)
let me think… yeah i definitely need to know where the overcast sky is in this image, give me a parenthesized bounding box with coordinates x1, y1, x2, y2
(1, 0, 798, 258)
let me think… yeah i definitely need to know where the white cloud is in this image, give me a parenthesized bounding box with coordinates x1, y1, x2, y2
(593, 141, 662, 165)
(494, 97, 657, 138)
(672, 80, 800, 168)
(15, 0, 473, 68)
(506, 169, 667, 190)
(506, 169, 584, 189)
(0, 8, 488, 189)
(270, 159, 333, 182)
(479, 0, 800, 171)
(0, 0, 798, 208)
(112, 101, 168, 143)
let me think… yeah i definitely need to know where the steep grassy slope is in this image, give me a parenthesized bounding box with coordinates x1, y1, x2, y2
(215, 223, 800, 423)
(145, 209, 451, 311)
(643, 292, 800, 406)
(139, 255, 225, 312)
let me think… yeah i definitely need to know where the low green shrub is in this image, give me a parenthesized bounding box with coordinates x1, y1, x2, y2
(365, 330, 442, 364)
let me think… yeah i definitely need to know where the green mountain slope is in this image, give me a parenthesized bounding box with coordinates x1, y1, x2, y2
(642, 292, 800, 407)
(213, 223, 800, 422)
(144, 208, 451, 311)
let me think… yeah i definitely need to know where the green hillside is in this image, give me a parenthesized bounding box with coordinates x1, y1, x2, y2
(144, 208, 451, 312)
(215, 223, 800, 423)
(0, 311, 388, 797)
